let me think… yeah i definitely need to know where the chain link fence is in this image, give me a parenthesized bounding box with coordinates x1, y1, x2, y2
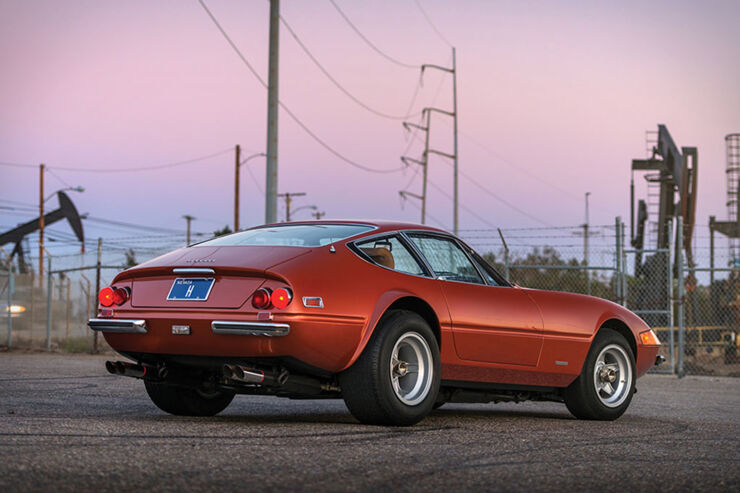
(1, 220, 738, 377)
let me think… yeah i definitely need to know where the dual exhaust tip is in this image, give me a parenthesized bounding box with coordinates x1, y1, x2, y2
(223, 364, 288, 386)
(105, 360, 147, 379)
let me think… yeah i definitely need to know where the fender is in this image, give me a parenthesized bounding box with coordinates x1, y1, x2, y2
(339, 289, 438, 371)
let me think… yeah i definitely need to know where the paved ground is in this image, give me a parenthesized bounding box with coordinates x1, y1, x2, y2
(0, 352, 738, 492)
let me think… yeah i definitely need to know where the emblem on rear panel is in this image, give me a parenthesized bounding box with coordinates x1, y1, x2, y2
(185, 258, 215, 263)
(172, 325, 191, 335)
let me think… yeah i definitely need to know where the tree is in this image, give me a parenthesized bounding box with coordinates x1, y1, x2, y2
(213, 225, 233, 237)
(124, 248, 137, 268)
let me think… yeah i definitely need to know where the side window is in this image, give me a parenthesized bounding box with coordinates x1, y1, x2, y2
(355, 236, 426, 276)
(407, 235, 484, 285)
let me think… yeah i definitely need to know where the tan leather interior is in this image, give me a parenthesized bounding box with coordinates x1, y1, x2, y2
(361, 247, 395, 269)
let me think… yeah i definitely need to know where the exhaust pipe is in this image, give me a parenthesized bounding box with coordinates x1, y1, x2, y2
(223, 364, 288, 386)
(105, 360, 148, 379)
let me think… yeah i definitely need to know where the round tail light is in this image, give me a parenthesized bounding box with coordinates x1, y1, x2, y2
(112, 287, 130, 305)
(98, 287, 115, 307)
(252, 288, 272, 309)
(272, 288, 293, 309)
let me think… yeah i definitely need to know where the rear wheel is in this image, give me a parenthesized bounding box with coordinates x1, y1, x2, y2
(340, 310, 440, 426)
(144, 380, 235, 416)
(563, 328, 635, 420)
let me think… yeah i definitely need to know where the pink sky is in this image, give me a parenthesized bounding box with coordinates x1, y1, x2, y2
(1, 0, 739, 241)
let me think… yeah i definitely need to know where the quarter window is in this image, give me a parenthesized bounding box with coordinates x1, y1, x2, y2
(407, 235, 484, 285)
(355, 236, 426, 276)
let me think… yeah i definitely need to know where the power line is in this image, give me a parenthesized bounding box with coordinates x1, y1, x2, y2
(51, 148, 233, 173)
(327, 0, 420, 69)
(197, 0, 405, 175)
(432, 157, 551, 226)
(412, 0, 453, 47)
(84, 216, 185, 235)
(426, 179, 498, 228)
(280, 15, 421, 121)
(0, 148, 233, 173)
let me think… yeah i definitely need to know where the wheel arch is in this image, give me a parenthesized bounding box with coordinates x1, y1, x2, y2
(341, 292, 443, 372)
(597, 318, 637, 359)
(384, 296, 441, 348)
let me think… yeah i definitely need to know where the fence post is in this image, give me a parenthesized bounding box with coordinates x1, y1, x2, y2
(677, 217, 685, 378)
(667, 220, 675, 373)
(497, 228, 510, 282)
(621, 221, 627, 304)
(6, 267, 13, 348)
(46, 257, 52, 351)
(93, 238, 102, 354)
(615, 217, 622, 304)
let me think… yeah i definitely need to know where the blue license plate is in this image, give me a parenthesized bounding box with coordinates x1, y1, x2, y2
(167, 278, 215, 301)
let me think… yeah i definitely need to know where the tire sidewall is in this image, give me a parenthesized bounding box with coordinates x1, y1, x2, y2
(578, 329, 636, 420)
(374, 312, 441, 424)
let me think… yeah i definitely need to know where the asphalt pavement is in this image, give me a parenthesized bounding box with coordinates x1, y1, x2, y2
(1, 352, 738, 492)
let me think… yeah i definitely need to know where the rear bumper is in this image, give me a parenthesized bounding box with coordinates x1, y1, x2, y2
(97, 311, 365, 373)
(88, 318, 147, 334)
(211, 321, 290, 337)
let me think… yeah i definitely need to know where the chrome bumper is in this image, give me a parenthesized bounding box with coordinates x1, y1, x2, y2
(88, 318, 147, 334)
(211, 321, 290, 337)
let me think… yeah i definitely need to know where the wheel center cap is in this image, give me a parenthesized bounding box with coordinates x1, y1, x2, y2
(395, 361, 409, 377)
(599, 367, 617, 383)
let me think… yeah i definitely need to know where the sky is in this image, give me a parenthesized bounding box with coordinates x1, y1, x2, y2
(1, 0, 739, 257)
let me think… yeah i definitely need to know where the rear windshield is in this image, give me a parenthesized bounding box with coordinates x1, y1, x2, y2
(198, 224, 374, 247)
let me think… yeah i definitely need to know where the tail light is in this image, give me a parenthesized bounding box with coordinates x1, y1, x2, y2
(112, 287, 130, 305)
(272, 288, 293, 309)
(99, 287, 115, 307)
(252, 288, 272, 309)
(98, 286, 130, 307)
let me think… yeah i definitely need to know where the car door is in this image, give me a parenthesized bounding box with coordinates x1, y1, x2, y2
(406, 233, 544, 367)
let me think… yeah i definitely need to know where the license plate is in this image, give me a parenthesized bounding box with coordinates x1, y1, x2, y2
(167, 278, 215, 301)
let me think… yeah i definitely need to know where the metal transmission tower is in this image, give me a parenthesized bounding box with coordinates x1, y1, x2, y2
(265, 0, 280, 225)
(420, 48, 459, 234)
(400, 112, 431, 223)
(710, 133, 740, 272)
(726, 134, 740, 261)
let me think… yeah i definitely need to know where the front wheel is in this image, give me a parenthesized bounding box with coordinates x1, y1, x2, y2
(339, 310, 440, 426)
(144, 380, 235, 416)
(563, 328, 635, 420)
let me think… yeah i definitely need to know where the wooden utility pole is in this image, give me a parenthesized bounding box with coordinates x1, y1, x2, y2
(93, 238, 102, 354)
(278, 192, 305, 222)
(38, 164, 45, 290)
(234, 144, 241, 232)
(183, 215, 195, 245)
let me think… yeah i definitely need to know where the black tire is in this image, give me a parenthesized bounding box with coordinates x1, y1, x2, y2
(563, 328, 636, 421)
(144, 380, 235, 417)
(339, 310, 440, 426)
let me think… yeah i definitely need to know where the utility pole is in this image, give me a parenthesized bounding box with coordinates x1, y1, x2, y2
(234, 144, 241, 231)
(265, 0, 280, 225)
(38, 164, 44, 290)
(421, 47, 458, 234)
(93, 237, 102, 354)
(452, 47, 459, 235)
(584, 192, 591, 294)
(278, 192, 306, 222)
(183, 215, 195, 246)
(312, 211, 326, 220)
(235, 149, 267, 232)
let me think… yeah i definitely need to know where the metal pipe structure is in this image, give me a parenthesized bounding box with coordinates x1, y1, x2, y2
(45, 257, 52, 351)
(234, 144, 241, 231)
(39, 164, 44, 290)
(265, 0, 280, 225)
(677, 216, 685, 378)
(6, 269, 12, 348)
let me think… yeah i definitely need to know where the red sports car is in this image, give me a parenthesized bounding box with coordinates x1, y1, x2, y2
(90, 221, 662, 425)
